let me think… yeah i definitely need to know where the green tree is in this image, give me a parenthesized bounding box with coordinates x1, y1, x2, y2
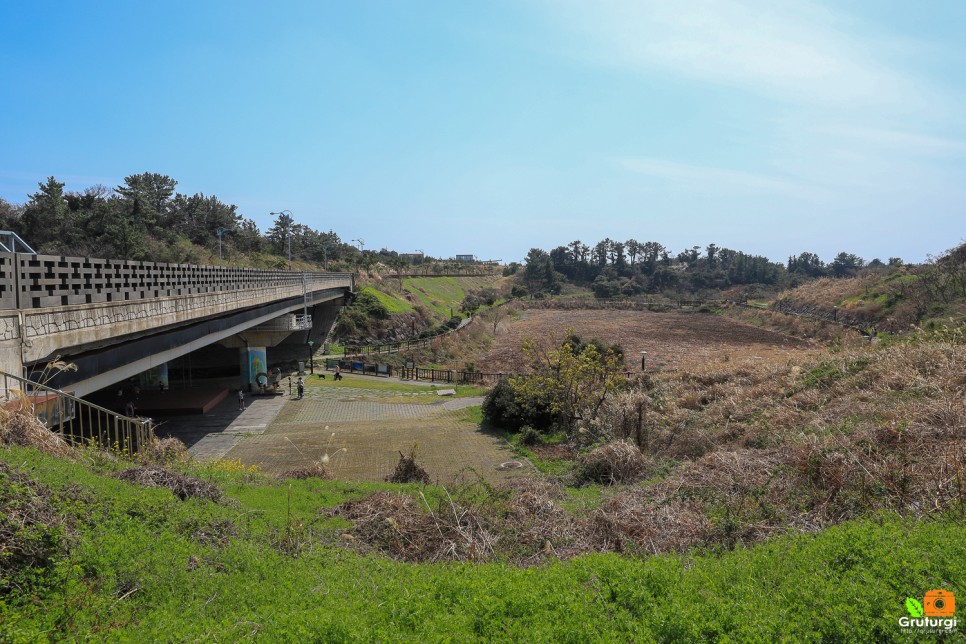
(0, 197, 23, 231)
(21, 177, 69, 252)
(830, 252, 865, 278)
(169, 192, 240, 246)
(510, 335, 626, 433)
(523, 248, 559, 297)
(115, 172, 177, 231)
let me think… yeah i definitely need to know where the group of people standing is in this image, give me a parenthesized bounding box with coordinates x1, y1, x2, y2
(237, 364, 344, 410)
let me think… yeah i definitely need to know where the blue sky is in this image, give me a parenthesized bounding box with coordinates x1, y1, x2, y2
(1, 0, 963, 264)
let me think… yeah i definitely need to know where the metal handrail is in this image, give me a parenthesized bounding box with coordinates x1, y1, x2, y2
(0, 230, 36, 253)
(1, 370, 154, 454)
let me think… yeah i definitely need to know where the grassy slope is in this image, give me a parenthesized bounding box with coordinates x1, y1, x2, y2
(400, 276, 504, 317)
(775, 264, 966, 332)
(2, 446, 963, 641)
(402, 276, 467, 317)
(358, 285, 414, 314)
(353, 276, 504, 330)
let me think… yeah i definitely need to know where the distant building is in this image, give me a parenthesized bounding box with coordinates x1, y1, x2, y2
(482, 259, 502, 266)
(400, 252, 424, 261)
(455, 254, 476, 262)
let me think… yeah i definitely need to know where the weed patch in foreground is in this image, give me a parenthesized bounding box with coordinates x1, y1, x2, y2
(2, 446, 965, 641)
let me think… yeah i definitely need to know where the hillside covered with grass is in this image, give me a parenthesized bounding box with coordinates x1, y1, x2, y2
(769, 241, 966, 335)
(2, 442, 963, 641)
(333, 275, 508, 345)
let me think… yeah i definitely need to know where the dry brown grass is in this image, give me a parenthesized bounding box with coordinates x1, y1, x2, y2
(329, 490, 495, 563)
(0, 461, 70, 591)
(326, 325, 964, 563)
(385, 450, 431, 484)
(138, 437, 188, 464)
(278, 462, 332, 480)
(0, 406, 73, 458)
(578, 440, 650, 485)
(619, 329, 965, 532)
(476, 308, 812, 373)
(114, 465, 222, 502)
(780, 276, 881, 309)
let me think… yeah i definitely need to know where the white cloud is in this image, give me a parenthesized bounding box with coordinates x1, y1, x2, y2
(820, 125, 966, 157)
(539, 0, 935, 111)
(616, 157, 818, 199)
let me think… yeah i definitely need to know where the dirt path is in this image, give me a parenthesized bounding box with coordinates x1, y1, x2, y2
(222, 384, 532, 485)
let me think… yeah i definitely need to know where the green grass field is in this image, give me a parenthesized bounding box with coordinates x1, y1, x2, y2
(3, 445, 963, 641)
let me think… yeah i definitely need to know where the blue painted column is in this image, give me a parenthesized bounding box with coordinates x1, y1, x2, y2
(239, 347, 268, 391)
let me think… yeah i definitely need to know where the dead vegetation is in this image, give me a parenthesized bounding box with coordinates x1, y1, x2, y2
(0, 461, 70, 593)
(330, 325, 965, 563)
(138, 437, 189, 464)
(577, 440, 649, 485)
(330, 490, 494, 563)
(114, 465, 222, 502)
(278, 462, 332, 480)
(0, 405, 73, 458)
(385, 449, 431, 484)
(476, 308, 811, 374)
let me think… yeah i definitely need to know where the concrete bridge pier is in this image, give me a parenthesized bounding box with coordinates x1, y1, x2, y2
(219, 326, 296, 392)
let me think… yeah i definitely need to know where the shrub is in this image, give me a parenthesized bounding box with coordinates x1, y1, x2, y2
(278, 462, 331, 480)
(481, 379, 554, 432)
(385, 449, 431, 484)
(139, 437, 188, 464)
(578, 440, 650, 485)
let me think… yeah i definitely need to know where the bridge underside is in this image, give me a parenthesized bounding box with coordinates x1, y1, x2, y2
(37, 288, 348, 397)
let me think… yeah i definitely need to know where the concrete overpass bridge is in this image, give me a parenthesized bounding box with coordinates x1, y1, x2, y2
(0, 252, 354, 397)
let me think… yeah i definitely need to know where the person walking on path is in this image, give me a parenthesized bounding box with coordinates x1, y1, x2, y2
(334, 364, 343, 381)
(296, 377, 305, 400)
(237, 389, 245, 410)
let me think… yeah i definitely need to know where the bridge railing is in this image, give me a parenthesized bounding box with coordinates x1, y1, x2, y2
(0, 251, 353, 309)
(0, 371, 155, 453)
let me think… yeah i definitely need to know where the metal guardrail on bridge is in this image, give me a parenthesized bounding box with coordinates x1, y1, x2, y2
(1, 371, 154, 453)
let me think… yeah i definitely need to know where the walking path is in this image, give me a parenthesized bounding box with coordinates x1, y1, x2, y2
(155, 392, 288, 461)
(155, 375, 532, 484)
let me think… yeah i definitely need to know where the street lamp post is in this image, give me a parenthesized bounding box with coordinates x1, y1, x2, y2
(215, 227, 228, 265)
(307, 339, 315, 375)
(270, 209, 294, 270)
(352, 239, 365, 275)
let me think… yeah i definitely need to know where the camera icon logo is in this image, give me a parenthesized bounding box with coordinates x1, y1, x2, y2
(924, 590, 956, 618)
